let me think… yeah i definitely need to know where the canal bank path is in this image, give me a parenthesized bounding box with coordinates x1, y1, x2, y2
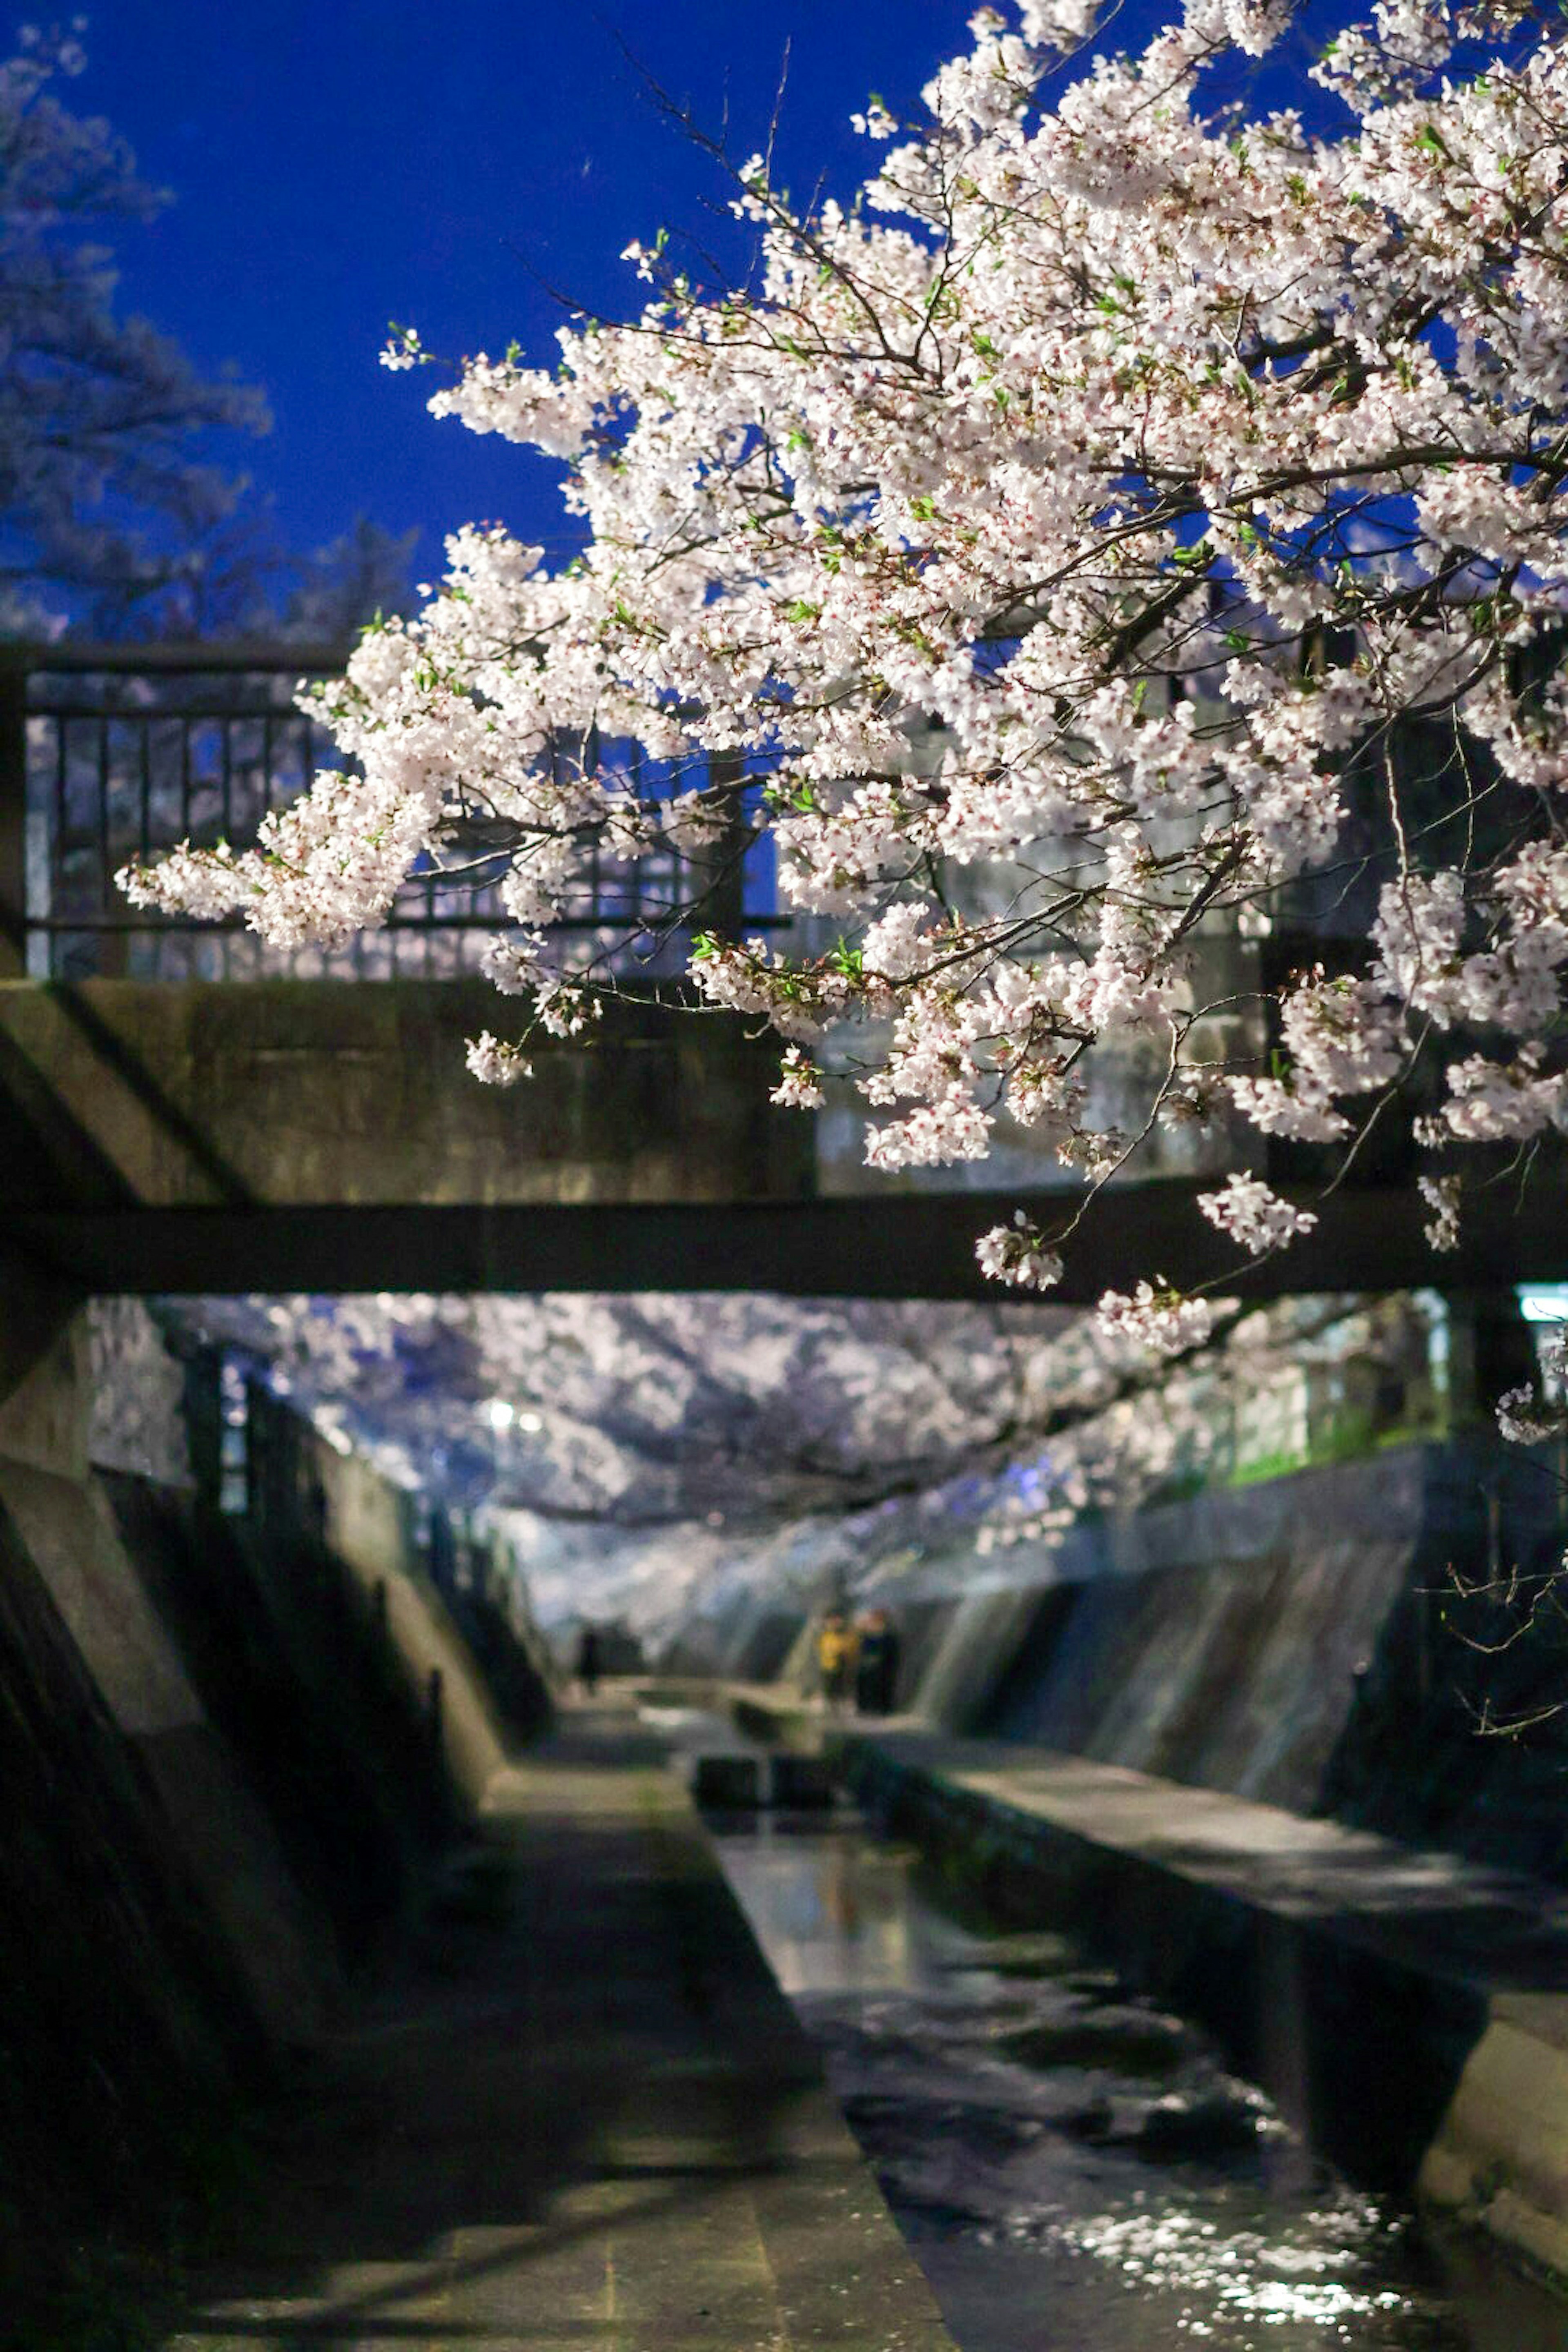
(161, 1702, 954, 2352)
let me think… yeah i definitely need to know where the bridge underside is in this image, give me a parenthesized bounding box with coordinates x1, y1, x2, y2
(9, 1185, 1567, 1303)
(1, 978, 1562, 1299)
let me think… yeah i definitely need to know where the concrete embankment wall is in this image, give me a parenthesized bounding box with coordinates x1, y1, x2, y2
(858, 1440, 1568, 1883)
(0, 1274, 548, 2316)
(310, 1441, 516, 1810)
(0, 1274, 270, 2301)
(0, 1470, 261, 2292)
(104, 1474, 438, 1962)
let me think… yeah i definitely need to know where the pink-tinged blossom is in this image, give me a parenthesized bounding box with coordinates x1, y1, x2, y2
(1227, 1075, 1350, 1143)
(1097, 1282, 1216, 1356)
(1196, 1173, 1317, 1257)
(1279, 972, 1405, 1100)
(690, 940, 833, 1041)
(1373, 873, 1466, 1022)
(975, 1211, 1065, 1290)
(534, 979, 601, 1040)
(466, 1032, 532, 1086)
(864, 1092, 994, 1170)
(771, 1047, 826, 1110)
(1441, 1050, 1566, 1140)
(1496, 1387, 1562, 1446)
(862, 903, 942, 980)
(1418, 1172, 1461, 1252)
(1496, 1340, 1568, 1445)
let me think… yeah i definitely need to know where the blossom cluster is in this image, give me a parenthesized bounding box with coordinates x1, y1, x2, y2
(1495, 1334, 1568, 1445)
(1418, 1172, 1461, 1253)
(771, 1047, 826, 1109)
(1196, 1174, 1318, 1259)
(1096, 1282, 1216, 1356)
(974, 1212, 1065, 1291)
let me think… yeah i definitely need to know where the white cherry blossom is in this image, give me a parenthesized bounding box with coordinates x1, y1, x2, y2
(1197, 1173, 1318, 1257)
(771, 1047, 826, 1109)
(1097, 1281, 1216, 1355)
(975, 1211, 1066, 1290)
(1418, 1172, 1461, 1252)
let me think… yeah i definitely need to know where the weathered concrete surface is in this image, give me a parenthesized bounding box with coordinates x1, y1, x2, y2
(0, 1255, 88, 1477)
(315, 1442, 513, 1810)
(103, 1475, 433, 1962)
(902, 1468, 1425, 1807)
(0, 1483, 261, 2316)
(0, 1456, 336, 2046)
(839, 1440, 1568, 1884)
(159, 1704, 954, 2352)
(4, 981, 1568, 1295)
(0, 978, 812, 1209)
(0, 1458, 202, 1735)
(825, 1723, 1568, 2284)
(0, 1281, 341, 2051)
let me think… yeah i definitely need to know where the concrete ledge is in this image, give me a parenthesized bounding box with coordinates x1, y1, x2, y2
(725, 1686, 824, 1751)
(1420, 1997, 1568, 2278)
(827, 1725, 1568, 2285)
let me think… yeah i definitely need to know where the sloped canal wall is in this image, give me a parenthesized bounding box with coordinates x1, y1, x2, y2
(0, 1275, 550, 2329)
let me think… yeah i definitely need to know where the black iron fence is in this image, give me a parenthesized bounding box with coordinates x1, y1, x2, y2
(0, 643, 777, 980)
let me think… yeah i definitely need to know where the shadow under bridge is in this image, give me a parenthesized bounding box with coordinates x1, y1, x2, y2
(0, 976, 1566, 1300)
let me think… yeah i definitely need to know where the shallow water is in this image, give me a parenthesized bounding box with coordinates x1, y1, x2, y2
(706, 1808, 1568, 2352)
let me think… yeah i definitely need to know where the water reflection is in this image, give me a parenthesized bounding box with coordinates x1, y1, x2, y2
(710, 1813, 1568, 2352)
(719, 1824, 934, 1994)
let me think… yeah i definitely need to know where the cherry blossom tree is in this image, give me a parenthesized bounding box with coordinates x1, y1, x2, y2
(163, 1284, 1440, 1645)
(0, 25, 415, 645)
(0, 24, 270, 636)
(139, 509, 418, 644)
(125, 0, 1568, 1337)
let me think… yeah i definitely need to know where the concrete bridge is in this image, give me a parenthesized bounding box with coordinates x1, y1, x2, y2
(2, 975, 1566, 1301)
(2, 639, 1563, 1306)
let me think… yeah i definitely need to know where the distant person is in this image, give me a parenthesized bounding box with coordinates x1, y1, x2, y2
(304, 1471, 328, 1547)
(575, 1624, 601, 1697)
(855, 1609, 900, 1717)
(816, 1608, 857, 1710)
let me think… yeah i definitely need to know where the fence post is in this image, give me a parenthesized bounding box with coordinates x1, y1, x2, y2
(1443, 1287, 1538, 1430)
(0, 659, 27, 978)
(705, 747, 747, 937)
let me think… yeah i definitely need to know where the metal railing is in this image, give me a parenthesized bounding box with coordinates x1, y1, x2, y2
(0, 643, 777, 980)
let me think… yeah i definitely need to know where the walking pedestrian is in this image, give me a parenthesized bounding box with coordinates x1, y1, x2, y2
(854, 1608, 901, 1716)
(816, 1608, 858, 1711)
(575, 1623, 601, 1697)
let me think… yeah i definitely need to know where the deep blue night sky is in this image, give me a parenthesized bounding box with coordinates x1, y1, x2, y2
(57, 3, 972, 577)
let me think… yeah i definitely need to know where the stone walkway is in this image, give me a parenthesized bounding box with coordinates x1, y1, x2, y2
(163, 1706, 952, 2352)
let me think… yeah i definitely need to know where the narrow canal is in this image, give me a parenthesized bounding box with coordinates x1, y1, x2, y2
(648, 1712, 1567, 2352)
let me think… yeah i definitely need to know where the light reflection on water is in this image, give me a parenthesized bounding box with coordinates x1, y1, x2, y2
(708, 1809, 1568, 2352)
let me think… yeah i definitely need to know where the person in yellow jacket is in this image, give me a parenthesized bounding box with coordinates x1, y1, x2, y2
(816, 1607, 858, 1709)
